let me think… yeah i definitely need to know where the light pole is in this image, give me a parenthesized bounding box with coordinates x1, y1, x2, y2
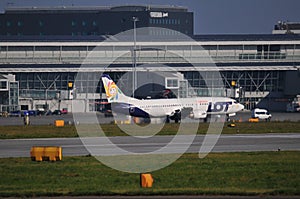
(132, 16, 138, 98)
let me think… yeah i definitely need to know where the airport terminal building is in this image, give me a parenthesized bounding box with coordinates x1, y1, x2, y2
(0, 5, 299, 113)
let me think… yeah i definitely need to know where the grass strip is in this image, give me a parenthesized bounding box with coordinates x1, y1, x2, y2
(0, 151, 300, 197)
(0, 151, 299, 197)
(0, 122, 300, 139)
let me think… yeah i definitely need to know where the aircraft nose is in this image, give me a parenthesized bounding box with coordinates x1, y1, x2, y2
(239, 103, 244, 111)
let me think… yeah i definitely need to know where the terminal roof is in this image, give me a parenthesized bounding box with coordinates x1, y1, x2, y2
(4, 5, 188, 13)
(0, 34, 299, 42)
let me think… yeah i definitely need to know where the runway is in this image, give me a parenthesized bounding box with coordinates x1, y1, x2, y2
(0, 133, 299, 158)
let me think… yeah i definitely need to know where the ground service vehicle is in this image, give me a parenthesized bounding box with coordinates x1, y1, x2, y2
(286, 95, 300, 112)
(251, 108, 272, 121)
(52, 110, 61, 115)
(61, 108, 68, 114)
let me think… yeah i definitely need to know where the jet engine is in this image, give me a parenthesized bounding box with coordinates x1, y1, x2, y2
(189, 110, 207, 119)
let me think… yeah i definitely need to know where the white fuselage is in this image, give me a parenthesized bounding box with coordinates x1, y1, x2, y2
(113, 96, 244, 118)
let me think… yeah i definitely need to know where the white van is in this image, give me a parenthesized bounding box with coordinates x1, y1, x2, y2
(251, 108, 272, 121)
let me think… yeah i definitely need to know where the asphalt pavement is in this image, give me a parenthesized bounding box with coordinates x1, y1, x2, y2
(0, 111, 300, 126)
(1, 133, 299, 158)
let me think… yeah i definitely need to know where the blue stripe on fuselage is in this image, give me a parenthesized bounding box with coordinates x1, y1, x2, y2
(111, 103, 150, 118)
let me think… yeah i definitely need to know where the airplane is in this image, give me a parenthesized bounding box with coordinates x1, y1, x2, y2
(101, 74, 244, 123)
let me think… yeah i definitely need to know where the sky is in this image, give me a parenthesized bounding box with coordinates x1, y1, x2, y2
(0, 0, 299, 35)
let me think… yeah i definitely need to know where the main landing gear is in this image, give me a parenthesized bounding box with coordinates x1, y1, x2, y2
(167, 111, 181, 123)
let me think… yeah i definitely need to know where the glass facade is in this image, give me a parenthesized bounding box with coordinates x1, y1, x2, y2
(16, 72, 127, 99)
(220, 71, 283, 92)
(18, 72, 75, 91)
(0, 79, 19, 112)
(14, 70, 285, 99)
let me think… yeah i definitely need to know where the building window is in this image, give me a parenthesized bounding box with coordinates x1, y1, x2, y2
(17, 21, 22, 27)
(71, 21, 76, 26)
(166, 79, 179, 88)
(6, 21, 11, 27)
(82, 21, 86, 26)
(39, 21, 44, 27)
(0, 81, 8, 90)
(92, 21, 97, 26)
